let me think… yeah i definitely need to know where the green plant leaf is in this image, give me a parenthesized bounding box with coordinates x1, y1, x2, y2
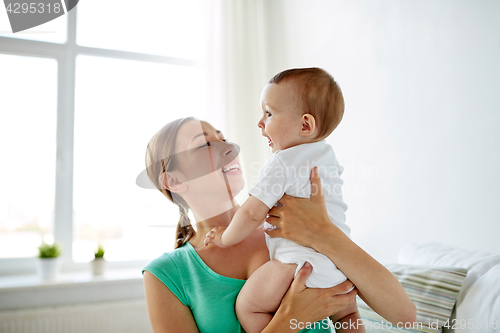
(38, 242, 62, 258)
(94, 245, 105, 258)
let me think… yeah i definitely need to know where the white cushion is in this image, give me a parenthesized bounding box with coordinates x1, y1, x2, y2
(454, 264, 500, 333)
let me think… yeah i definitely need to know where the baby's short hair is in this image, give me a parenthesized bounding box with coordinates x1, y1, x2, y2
(269, 67, 344, 139)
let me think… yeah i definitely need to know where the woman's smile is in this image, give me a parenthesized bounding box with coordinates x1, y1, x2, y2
(222, 162, 241, 174)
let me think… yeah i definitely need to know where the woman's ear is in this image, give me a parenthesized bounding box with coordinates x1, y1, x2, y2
(300, 113, 317, 137)
(159, 172, 188, 193)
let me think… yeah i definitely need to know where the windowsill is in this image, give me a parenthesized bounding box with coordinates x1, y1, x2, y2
(0, 267, 146, 311)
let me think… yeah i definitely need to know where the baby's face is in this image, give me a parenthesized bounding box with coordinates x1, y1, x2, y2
(257, 83, 303, 153)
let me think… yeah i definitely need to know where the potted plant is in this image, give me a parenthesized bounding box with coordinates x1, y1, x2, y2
(36, 242, 63, 280)
(92, 245, 106, 276)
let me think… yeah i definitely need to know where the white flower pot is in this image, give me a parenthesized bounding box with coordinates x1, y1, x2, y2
(36, 258, 61, 280)
(92, 258, 106, 276)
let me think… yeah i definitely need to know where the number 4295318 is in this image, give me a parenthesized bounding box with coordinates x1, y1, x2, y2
(443, 319, 498, 330)
(6, 3, 63, 14)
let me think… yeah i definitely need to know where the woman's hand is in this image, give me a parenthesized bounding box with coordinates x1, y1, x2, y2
(265, 263, 358, 332)
(265, 167, 334, 250)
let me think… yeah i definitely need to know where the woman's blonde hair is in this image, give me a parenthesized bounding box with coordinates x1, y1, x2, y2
(145, 117, 196, 249)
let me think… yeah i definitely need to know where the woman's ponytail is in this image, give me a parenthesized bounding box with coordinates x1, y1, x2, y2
(175, 204, 196, 249)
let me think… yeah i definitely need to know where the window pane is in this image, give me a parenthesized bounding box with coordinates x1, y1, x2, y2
(0, 55, 57, 258)
(74, 55, 205, 262)
(76, 0, 204, 58)
(0, 9, 67, 43)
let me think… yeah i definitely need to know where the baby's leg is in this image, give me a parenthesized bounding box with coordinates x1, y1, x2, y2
(235, 260, 297, 333)
(330, 302, 366, 333)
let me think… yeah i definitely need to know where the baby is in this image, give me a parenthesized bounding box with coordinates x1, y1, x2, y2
(205, 68, 363, 333)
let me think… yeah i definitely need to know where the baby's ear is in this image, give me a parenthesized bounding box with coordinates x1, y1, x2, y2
(300, 113, 317, 137)
(159, 172, 188, 193)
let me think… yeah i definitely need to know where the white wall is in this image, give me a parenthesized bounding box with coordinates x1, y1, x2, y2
(261, 0, 500, 263)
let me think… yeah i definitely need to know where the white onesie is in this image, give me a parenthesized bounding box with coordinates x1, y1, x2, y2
(249, 140, 350, 288)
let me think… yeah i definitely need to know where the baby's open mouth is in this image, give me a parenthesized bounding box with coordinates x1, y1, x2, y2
(265, 136, 273, 147)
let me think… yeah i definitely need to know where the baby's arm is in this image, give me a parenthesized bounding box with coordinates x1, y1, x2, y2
(205, 196, 269, 247)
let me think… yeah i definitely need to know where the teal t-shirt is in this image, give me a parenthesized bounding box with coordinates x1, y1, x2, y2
(142, 242, 334, 333)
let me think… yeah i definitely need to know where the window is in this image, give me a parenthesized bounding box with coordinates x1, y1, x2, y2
(0, 55, 57, 259)
(0, 0, 205, 273)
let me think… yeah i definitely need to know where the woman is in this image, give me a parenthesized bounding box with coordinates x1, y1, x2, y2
(141, 117, 416, 332)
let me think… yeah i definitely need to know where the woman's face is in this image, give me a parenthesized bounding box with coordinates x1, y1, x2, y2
(171, 120, 244, 207)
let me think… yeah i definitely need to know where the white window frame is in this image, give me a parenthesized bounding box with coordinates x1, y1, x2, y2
(0, 7, 195, 276)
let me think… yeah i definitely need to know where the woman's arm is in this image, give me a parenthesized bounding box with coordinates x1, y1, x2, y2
(265, 167, 417, 326)
(143, 271, 199, 333)
(262, 263, 358, 333)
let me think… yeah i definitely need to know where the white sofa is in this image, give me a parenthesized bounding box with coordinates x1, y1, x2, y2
(357, 242, 500, 333)
(398, 242, 500, 333)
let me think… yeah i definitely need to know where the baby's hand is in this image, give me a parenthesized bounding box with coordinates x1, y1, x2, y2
(204, 227, 227, 247)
